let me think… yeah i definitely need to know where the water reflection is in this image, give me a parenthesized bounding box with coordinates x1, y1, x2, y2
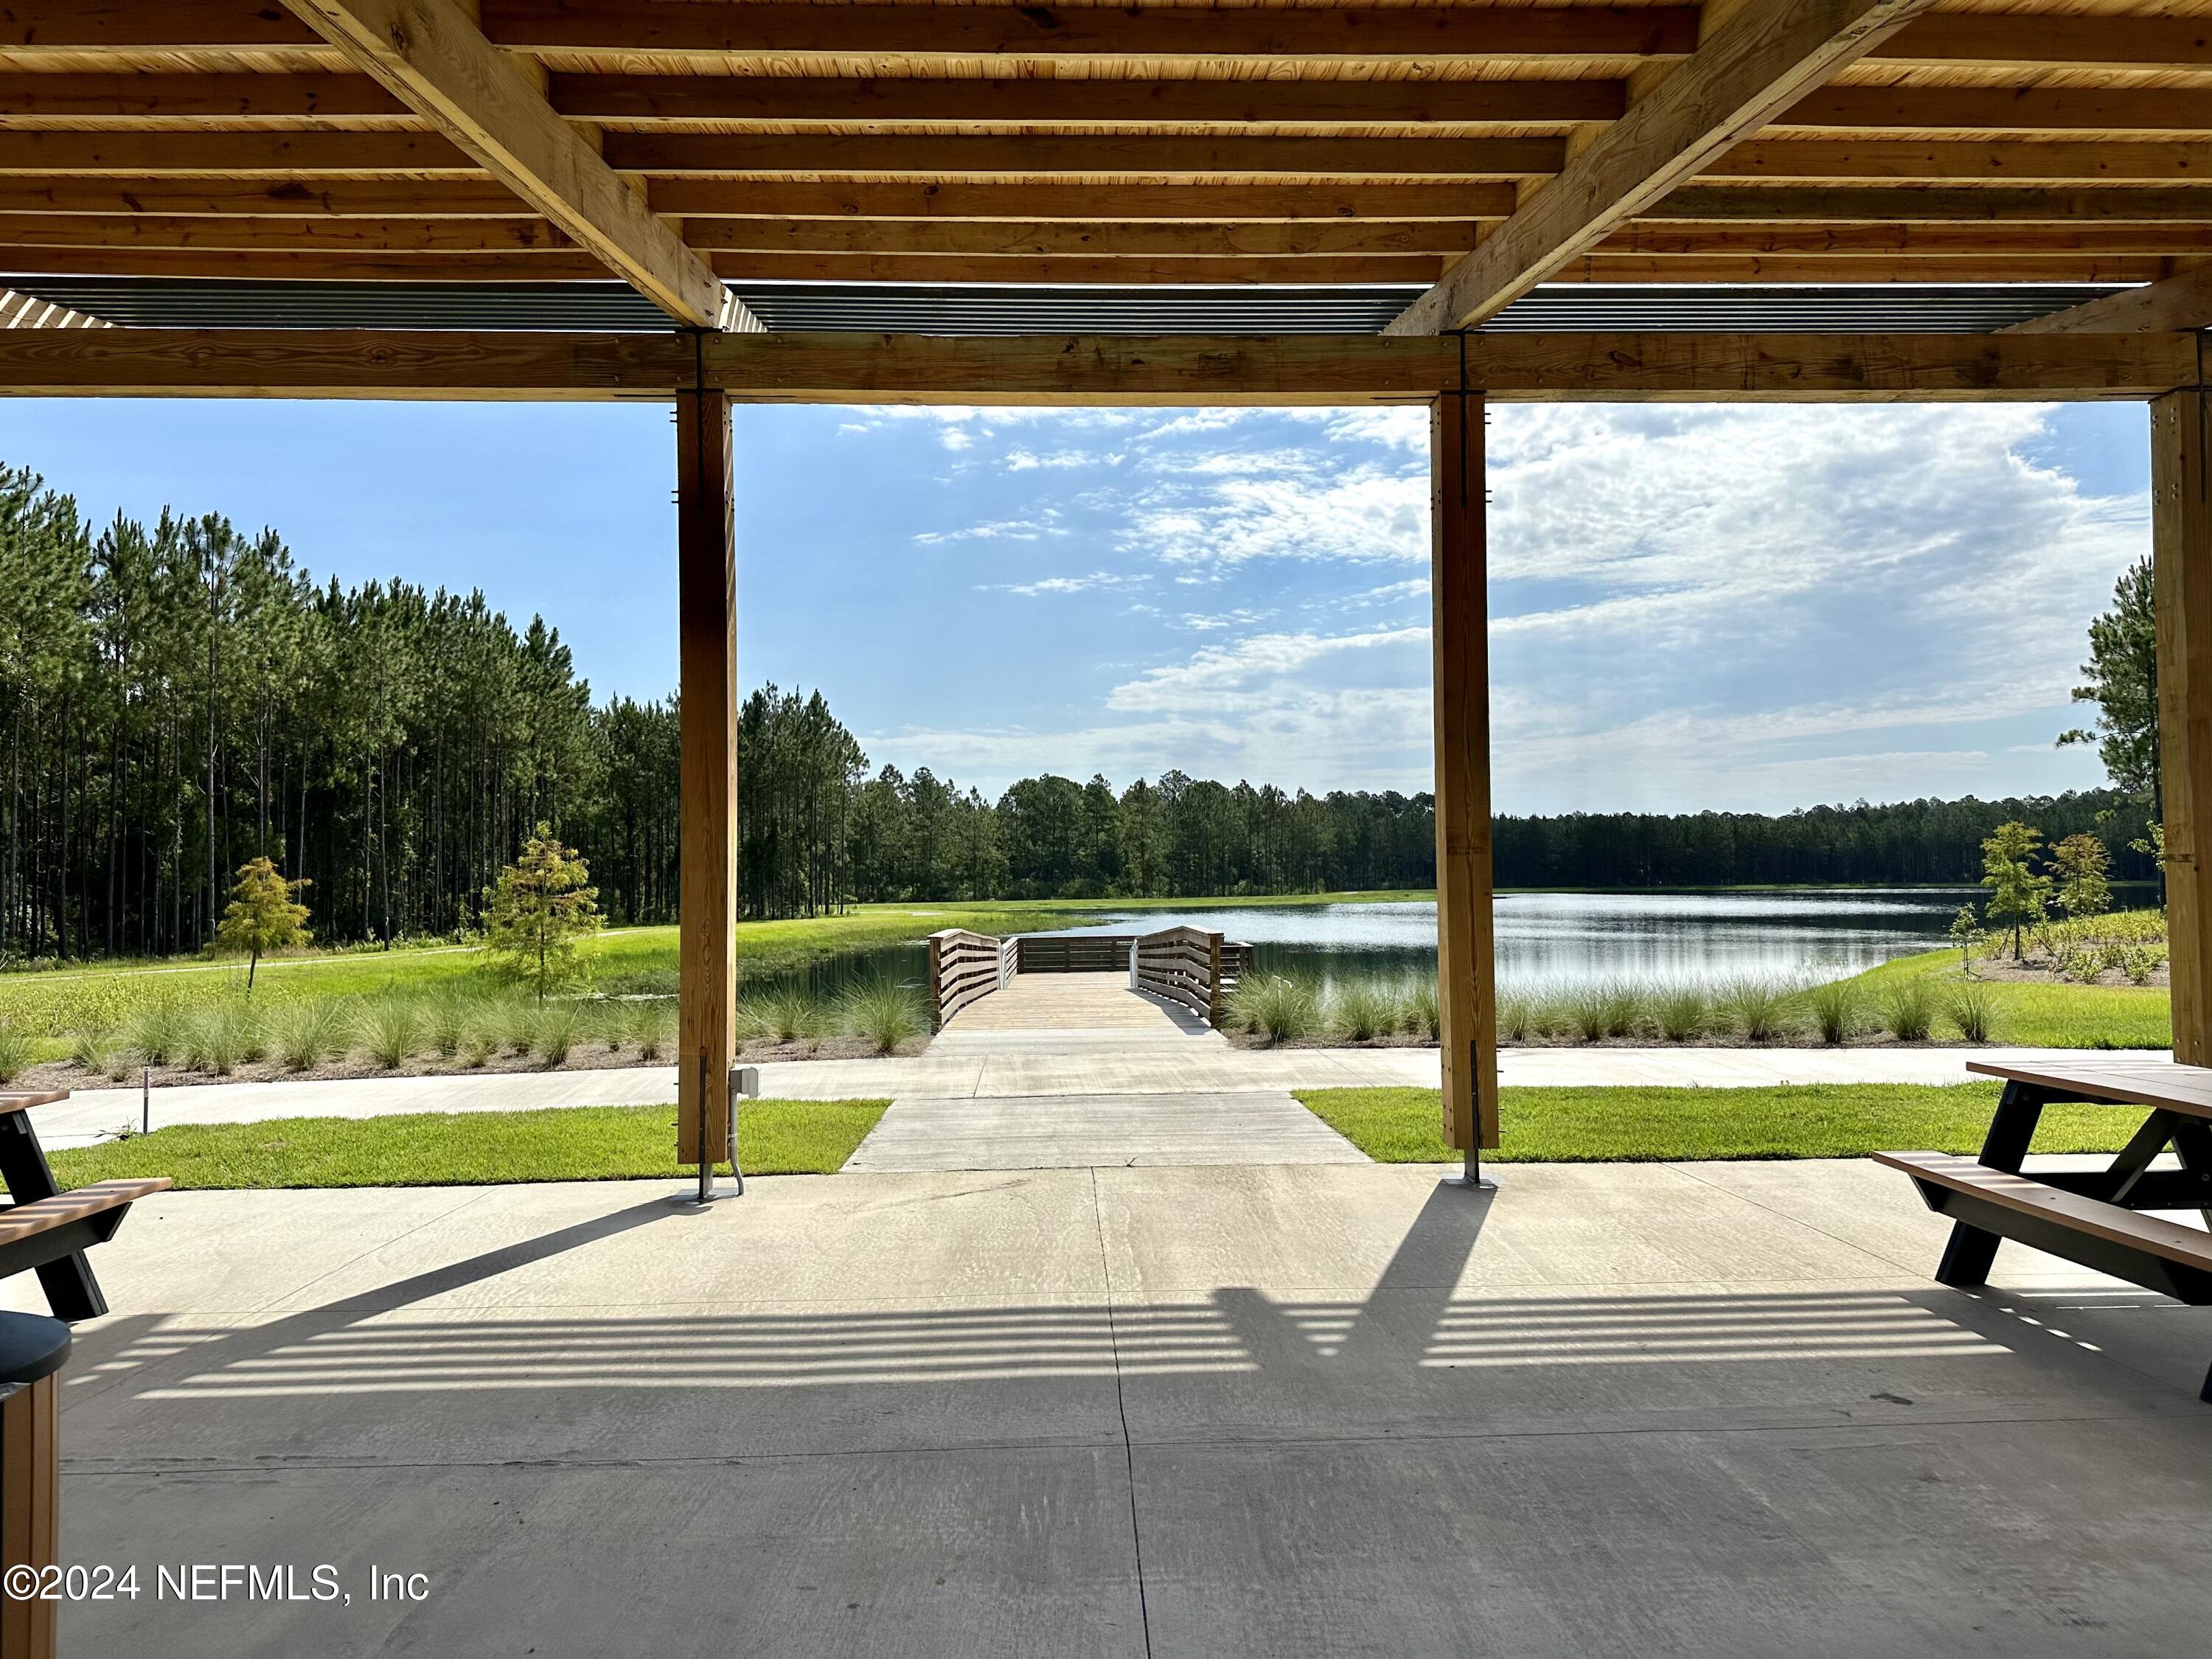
(765, 889, 1975, 998)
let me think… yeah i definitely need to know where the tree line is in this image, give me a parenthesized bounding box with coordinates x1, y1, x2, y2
(0, 463, 2157, 963)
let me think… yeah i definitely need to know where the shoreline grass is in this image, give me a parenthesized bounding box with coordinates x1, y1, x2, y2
(1298, 1083, 2142, 1164)
(1841, 947, 2169, 1048)
(44, 1099, 889, 1190)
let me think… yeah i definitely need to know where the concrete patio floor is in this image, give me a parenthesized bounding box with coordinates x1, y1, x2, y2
(22, 1158, 2212, 1657)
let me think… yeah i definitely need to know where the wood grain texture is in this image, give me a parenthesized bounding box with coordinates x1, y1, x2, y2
(1430, 393, 1497, 1152)
(1875, 1152, 2212, 1267)
(2010, 265, 2212, 335)
(1706, 139, 2212, 181)
(602, 132, 1568, 178)
(0, 1373, 58, 1659)
(2157, 389, 2212, 1068)
(279, 0, 727, 326)
(1964, 1057, 2212, 1120)
(647, 180, 1520, 223)
(676, 386, 736, 1167)
(1391, 0, 1938, 334)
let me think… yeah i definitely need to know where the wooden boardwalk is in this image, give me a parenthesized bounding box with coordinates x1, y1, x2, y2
(849, 971, 1367, 1172)
(938, 972, 1210, 1037)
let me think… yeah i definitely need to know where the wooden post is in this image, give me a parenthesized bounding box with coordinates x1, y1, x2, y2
(676, 385, 737, 1168)
(2155, 388, 2211, 1067)
(1431, 392, 1500, 1152)
(0, 1375, 59, 1659)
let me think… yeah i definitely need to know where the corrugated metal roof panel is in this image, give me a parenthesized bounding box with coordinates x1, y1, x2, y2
(0, 275, 2149, 336)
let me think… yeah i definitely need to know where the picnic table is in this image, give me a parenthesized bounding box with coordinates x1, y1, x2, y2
(0, 1091, 167, 1321)
(1875, 1057, 2212, 1402)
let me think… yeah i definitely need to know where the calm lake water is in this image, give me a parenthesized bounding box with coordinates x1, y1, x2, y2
(772, 889, 1975, 997)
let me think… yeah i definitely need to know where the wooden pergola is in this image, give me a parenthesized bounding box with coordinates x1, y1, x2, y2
(0, 0, 2206, 1175)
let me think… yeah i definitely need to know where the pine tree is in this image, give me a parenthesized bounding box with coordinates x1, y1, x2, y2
(1980, 821, 2052, 961)
(482, 823, 601, 1001)
(214, 856, 310, 990)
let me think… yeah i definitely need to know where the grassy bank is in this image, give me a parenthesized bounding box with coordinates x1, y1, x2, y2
(1843, 947, 2169, 1048)
(46, 1098, 888, 1190)
(1299, 1083, 2140, 1164)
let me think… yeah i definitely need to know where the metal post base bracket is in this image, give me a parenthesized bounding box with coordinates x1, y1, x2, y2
(672, 1065, 760, 1206)
(1445, 1149, 1498, 1192)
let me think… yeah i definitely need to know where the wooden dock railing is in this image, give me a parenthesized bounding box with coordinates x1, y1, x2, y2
(924, 928, 1005, 1030)
(1130, 926, 1251, 1029)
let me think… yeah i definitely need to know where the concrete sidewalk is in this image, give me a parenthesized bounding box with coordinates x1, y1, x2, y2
(34, 1044, 2134, 1148)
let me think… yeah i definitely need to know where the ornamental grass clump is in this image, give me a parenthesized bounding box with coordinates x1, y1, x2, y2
(629, 998, 674, 1061)
(1332, 977, 1399, 1043)
(838, 978, 926, 1055)
(1805, 979, 1864, 1047)
(1405, 975, 1440, 1040)
(1653, 984, 1711, 1043)
(123, 1000, 187, 1068)
(0, 1021, 29, 1086)
(271, 997, 347, 1072)
(359, 998, 422, 1071)
(1235, 975, 1321, 1046)
(530, 1003, 577, 1067)
(181, 999, 257, 1076)
(1719, 976, 1799, 1043)
(749, 987, 819, 1045)
(425, 988, 476, 1059)
(1943, 981, 1997, 1044)
(1881, 978, 1936, 1043)
(1495, 994, 1534, 1046)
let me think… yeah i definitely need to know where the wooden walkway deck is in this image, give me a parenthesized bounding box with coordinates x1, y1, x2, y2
(939, 972, 1212, 1037)
(852, 971, 1368, 1172)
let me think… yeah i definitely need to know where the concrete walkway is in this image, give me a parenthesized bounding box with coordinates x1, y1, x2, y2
(34, 1044, 2151, 1149)
(30, 1161, 2212, 1657)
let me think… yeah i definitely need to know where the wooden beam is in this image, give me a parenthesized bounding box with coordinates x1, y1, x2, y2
(2156, 388, 2212, 1066)
(0, 72, 401, 120)
(2009, 265, 2212, 335)
(0, 214, 568, 251)
(687, 220, 1488, 257)
(552, 73, 1625, 128)
(649, 180, 1521, 223)
(1780, 86, 2212, 134)
(1879, 13, 2212, 69)
(0, 328, 2194, 404)
(0, 290, 110, 330)
(1652, 186, 2212, 224)
(0, 179, 540, 217)
(0, 131, 480, 175)
(1550, 251, 2171, 282)
(1389, 0, 1936, 335)
(706, 251, 1456, 283)
(1709, 139, 2212, 182)
(0, 247, 614, 279)
(1599, 225, 2212, 257)
(0, 3, 323, 50)
(1430, 390, 1498, 1157)
(676, 383, 737, 1172)
(0, 1373, 60, 1659)
(487, 2, 1703, 60)
(601, 133, 1568, 178)
(279, 0, 730, 327)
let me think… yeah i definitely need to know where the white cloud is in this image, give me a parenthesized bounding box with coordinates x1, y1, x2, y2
(981, 570, 1149, 597)
(912, 513, 1068, 546)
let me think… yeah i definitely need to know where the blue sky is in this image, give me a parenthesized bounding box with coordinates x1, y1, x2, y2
(0, 393, 2148, 815)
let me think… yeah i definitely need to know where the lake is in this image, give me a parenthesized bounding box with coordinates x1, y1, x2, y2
(771, 889, 1977, 998)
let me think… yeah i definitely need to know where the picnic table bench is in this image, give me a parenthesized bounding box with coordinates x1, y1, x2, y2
(0, 1091, 167, 1659)
(1875, 1057, 2212, 1402)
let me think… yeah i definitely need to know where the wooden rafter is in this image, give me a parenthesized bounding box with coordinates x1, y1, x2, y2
(2008, 265, 2212, 335)
(276, 0, 731, 328)
(1389, 0, 1938, 335)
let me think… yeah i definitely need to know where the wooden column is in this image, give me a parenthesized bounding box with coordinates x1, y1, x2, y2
(2156, 388, 2212, 1067)
(1431, 392, 1500, 1152)
(0, 1375, 59, 1659)
(676, 386, 737, 1166)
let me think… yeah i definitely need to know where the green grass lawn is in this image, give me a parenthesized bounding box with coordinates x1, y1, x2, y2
(1300, 1082, 2146, 1164)
(1843, 947, 2170, 1048)
(43, 1098, 888, 1191)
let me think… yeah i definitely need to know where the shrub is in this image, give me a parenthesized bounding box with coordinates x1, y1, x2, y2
(123, 999, 187, 1068)
(1719, 977, 1798, 1043)
(0, 1021, 29, 1085)
(1332, 978, 1399, 1043)
(629, 999, 674, 1061)
(1881, 978, 1936, 1043)
(359, 999, 422, 1070)
(1653, 984, 1711, 1043)
(1234, 976, 1321, 1046)
(1943, 981, 1997, 1044)
(1804, 979, 1863, 1046)
(838, 978, 926, 1055)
